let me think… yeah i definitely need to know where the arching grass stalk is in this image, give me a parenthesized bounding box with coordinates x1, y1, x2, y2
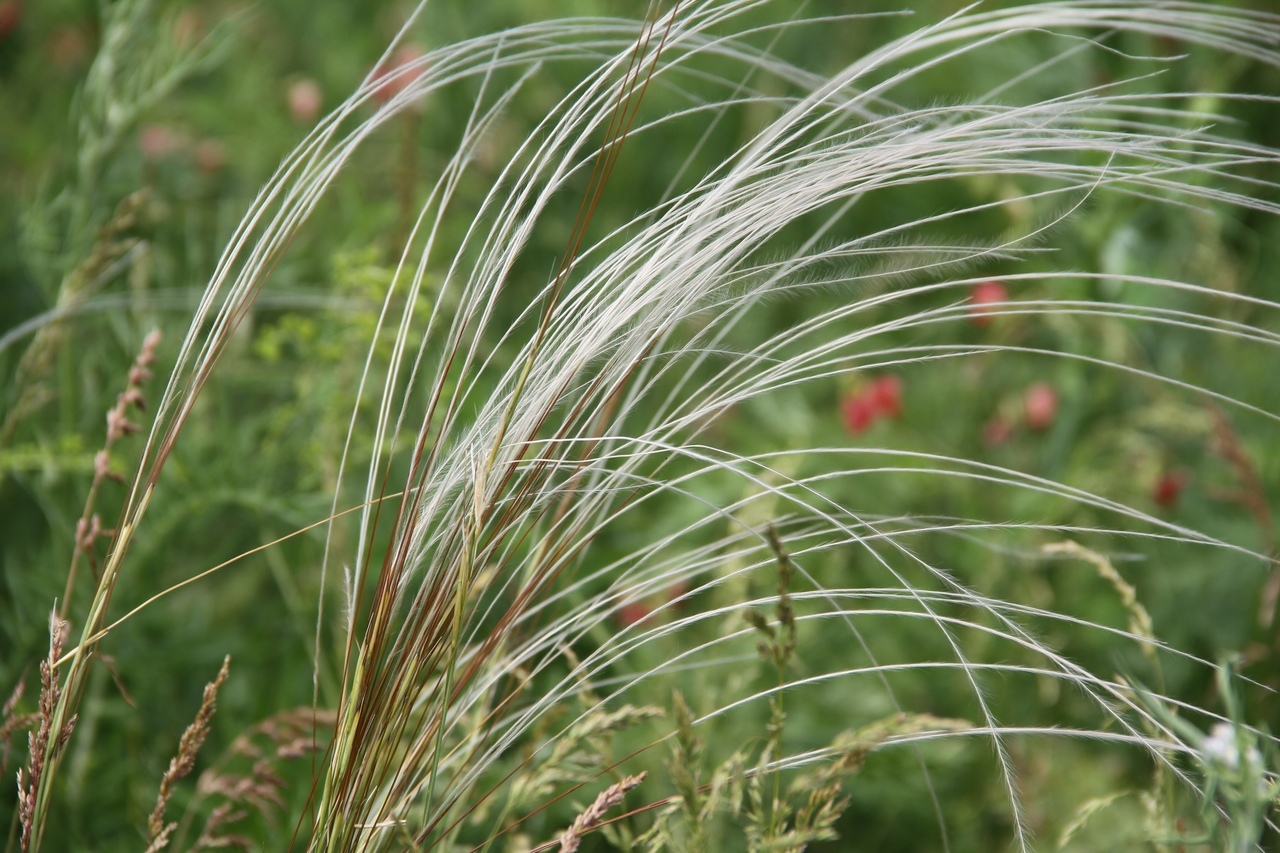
(292, 3, 1280, 844)
(26, 1, 1280, 849)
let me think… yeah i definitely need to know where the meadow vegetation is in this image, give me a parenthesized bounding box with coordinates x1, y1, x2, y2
(2, 0, 1280, 849)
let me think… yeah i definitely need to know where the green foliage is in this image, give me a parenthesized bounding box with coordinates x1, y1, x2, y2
(642, 549, 972, 853)
(3, 1, 1280, 851)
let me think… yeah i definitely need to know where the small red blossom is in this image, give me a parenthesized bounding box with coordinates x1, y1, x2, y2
(1023, 382, 1057, 431)
(1153, 470, 1189, 509)
(841, 374, 904, 434)
(616, 600, 652, 627)
(969, 279, 1008, 327)
(868, 375, 902, 418)
(841, 393, 878, 434)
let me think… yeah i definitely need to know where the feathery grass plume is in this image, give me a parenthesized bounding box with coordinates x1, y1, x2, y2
(743, 525, 799, 847)
(666, 688, 710, 850)
(146, 655, 231, 852)
(498, 702, 664, 829)
(557, 772, 646, 853)
(61, 327, 161, 620)
(9, 326, 160, 849)
(1042, 539, 1158, 667)
(781, 713, 973, 851)
(1041, 539, 1185, 847)
(22, 0, 1280, 848)
(0, 680, 37, 781)
(179, 708, 336, 851)
(15, 613, 74, 853)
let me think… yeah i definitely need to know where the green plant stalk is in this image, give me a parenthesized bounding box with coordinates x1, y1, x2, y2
(414, 491, 479, 843)
(31, 489, 147, 852)
(314, 653, 365, 852)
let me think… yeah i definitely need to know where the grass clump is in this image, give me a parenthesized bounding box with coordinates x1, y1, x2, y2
(3, 0, 1280, 850)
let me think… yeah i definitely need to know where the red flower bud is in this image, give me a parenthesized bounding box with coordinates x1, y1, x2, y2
(868, 375, 903, 419)
(841, 393, 878, 434)
(1153, 470, 1189, 509)
(616, 600, 653, 627)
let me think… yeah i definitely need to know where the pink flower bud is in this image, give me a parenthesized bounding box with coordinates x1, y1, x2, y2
(969, 279, 1008, 327)
(371, 44, 427, 105)
(288, 78, 323, 124)
(139, 125, 180, 161)
(1023, 382, 1057, 431)
(982, 415, 1014, 446)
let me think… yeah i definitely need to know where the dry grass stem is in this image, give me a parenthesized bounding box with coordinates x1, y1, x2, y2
(1042, 540, 1157, 663)
(61, 327, 161, 615)
(191, 802, 252, 851)
(147, 655, 232, 848)
(558, 772, 646, 852)
(185, 708, 335, 848)
(1206, 407, 1280, 627)
(0, 679, 38, 779)
(16, 612, 74, 853)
